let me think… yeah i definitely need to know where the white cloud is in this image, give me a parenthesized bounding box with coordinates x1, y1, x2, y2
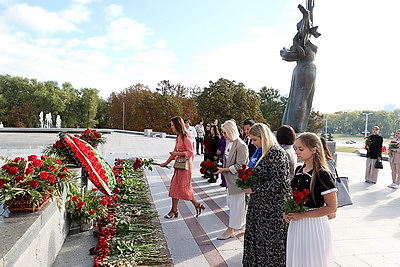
(61, 4, 91, 23)
(153, 40, 168, 49)
(71, 0, 97, 4)
(107, 18, 149, 50)
(104, 4, 123, 18)
(3, 4, 78, 34)
(87, 36, 108, 50)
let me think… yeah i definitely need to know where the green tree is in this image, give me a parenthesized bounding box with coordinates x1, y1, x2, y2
(76, 88, 101, 128)
(196, 78, 264, 124)
(258, 87, 288, 130)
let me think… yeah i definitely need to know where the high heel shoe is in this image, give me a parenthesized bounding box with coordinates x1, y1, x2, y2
(195, 204, 205, 217)
(164, 210, 178, 219)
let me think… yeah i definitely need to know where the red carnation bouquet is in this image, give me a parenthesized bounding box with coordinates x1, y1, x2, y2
(284, 189, 310, 214)
(236, 164, 256, 189)
(200, 160, 219, 175)
(79, 129, 106, 148)
(236, 164, 257, 204)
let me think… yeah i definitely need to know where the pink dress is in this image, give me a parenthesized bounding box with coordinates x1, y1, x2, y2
(168, 135, 194, 200)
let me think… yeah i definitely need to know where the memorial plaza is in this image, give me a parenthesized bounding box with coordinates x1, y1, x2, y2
(0, 130, 399, 267)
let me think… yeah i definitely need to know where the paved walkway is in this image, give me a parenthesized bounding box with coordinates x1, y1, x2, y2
(1, 131, 400, 266)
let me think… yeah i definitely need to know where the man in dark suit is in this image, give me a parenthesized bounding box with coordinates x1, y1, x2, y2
(242, 119, 256, 157)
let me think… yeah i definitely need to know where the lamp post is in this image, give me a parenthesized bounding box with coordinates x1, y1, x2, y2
(122, 102, 125, 130)
(362, 112, 372, 137)
(325, 114, 328, 135)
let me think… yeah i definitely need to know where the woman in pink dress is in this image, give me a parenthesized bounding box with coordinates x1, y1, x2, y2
(160, 116, 205, 219)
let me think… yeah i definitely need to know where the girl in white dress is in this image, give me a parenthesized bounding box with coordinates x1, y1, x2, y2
(285, 132, 338, 267)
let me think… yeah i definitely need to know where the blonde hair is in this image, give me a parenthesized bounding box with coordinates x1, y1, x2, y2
(296, 132, 329, 200)
(221, 120, 240, 141)
(249, 123, 277, 165)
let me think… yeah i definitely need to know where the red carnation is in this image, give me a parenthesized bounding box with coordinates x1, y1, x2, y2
(72, 196, 79, 202)
(15, 176, 24, 182)
(0, 179, 7, 189)
(77, 201, 85, 208)
(29, 180, 39, 187)
(56, 159, 62, 164)
(89, 209, 95, 214)
(13, 157, 24, 162)
(40, 171, 49, 179)
(32, 159, 43, 168)
(100, 198, 108, 205)
(48, 175, 57, 183)
(28, 155, 37, 161)
(24, 167, 35, 175)
(8, 166, 19, 175)
(61, 166, 69, 172)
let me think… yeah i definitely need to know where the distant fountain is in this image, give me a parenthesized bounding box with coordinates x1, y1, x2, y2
(56, 115, 62, 129)
(45, 113, 52, 128)
(39, 111, 44, 128)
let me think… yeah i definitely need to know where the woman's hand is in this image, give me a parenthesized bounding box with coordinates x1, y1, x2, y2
(159, 162, 168, 168)
(283, 213, 291, 223)
(327, 212, 336, 220)
(286, 212, 305, 221)
(243, 188, 252, 194)
(217, 150, 222, 155)
(214, 167, 227, 175)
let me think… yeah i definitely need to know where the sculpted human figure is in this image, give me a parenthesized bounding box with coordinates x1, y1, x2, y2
(280, 1, 320, 133)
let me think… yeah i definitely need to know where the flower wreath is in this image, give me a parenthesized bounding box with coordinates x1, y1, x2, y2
(60, 133, 116, 195)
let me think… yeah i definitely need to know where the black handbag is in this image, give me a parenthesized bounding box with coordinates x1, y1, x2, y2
(334, 169, 353, 208)
(374, 159, 383, 169)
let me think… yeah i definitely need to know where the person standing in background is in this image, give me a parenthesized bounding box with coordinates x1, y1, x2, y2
(214, 120, 248, 240)
(195, 120, 205, 155)
(0, 122, 3, 128)
(242, 119, 256, 157)
(365, 126, 383, 184)
(184, 119, 197, 152)
(276, 125, 297, 179)
(388, 129, 400, 189)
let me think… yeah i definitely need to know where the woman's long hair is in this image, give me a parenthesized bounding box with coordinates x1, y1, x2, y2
(249, 123, 277, 166)
(320, 137, 333, 161)
(297, 132, 329, 198)
(211, 125, 220, 136)
(171, 116, 187, 137)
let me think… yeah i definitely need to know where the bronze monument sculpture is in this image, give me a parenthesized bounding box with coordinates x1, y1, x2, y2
(280, 0, 320, 133)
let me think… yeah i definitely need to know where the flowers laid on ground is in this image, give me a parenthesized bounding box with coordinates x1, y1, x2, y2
(65, 185, 108, 223)
(200, 160, 219, 175)
(91, 158, 170, 266)
(284, 189, 310, 214)
(0, 155, 75, 211)
(78, 128, 106, 148)
(364, 136, 372, 152)
(42, 138, 77, 164)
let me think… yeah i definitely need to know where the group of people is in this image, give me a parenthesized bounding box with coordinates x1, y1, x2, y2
(364, 125, 400, 189)
(160, 116, 338, 266)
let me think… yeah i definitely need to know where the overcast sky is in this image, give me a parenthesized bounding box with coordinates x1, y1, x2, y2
(0, 0, 399, 113)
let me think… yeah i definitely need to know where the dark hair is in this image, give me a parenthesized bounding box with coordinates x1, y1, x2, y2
(184, 119, 190, 123)
(243, 119, 255, 126)
(276, 125, 296, 145)
(320, 137, 333, 161)
(198, 119, 203, 124)
(211, 125, 220, 136)
(171, 116, 187, 137)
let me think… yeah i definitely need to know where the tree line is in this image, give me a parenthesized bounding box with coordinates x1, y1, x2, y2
(0, 74, 326, 133)
(326, 110, 400, 138)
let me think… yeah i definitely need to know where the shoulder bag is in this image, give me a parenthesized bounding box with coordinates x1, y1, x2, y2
(334, 168, 353, 208)
(374, 159, 383, 169)
(173, 156, 189, 170)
